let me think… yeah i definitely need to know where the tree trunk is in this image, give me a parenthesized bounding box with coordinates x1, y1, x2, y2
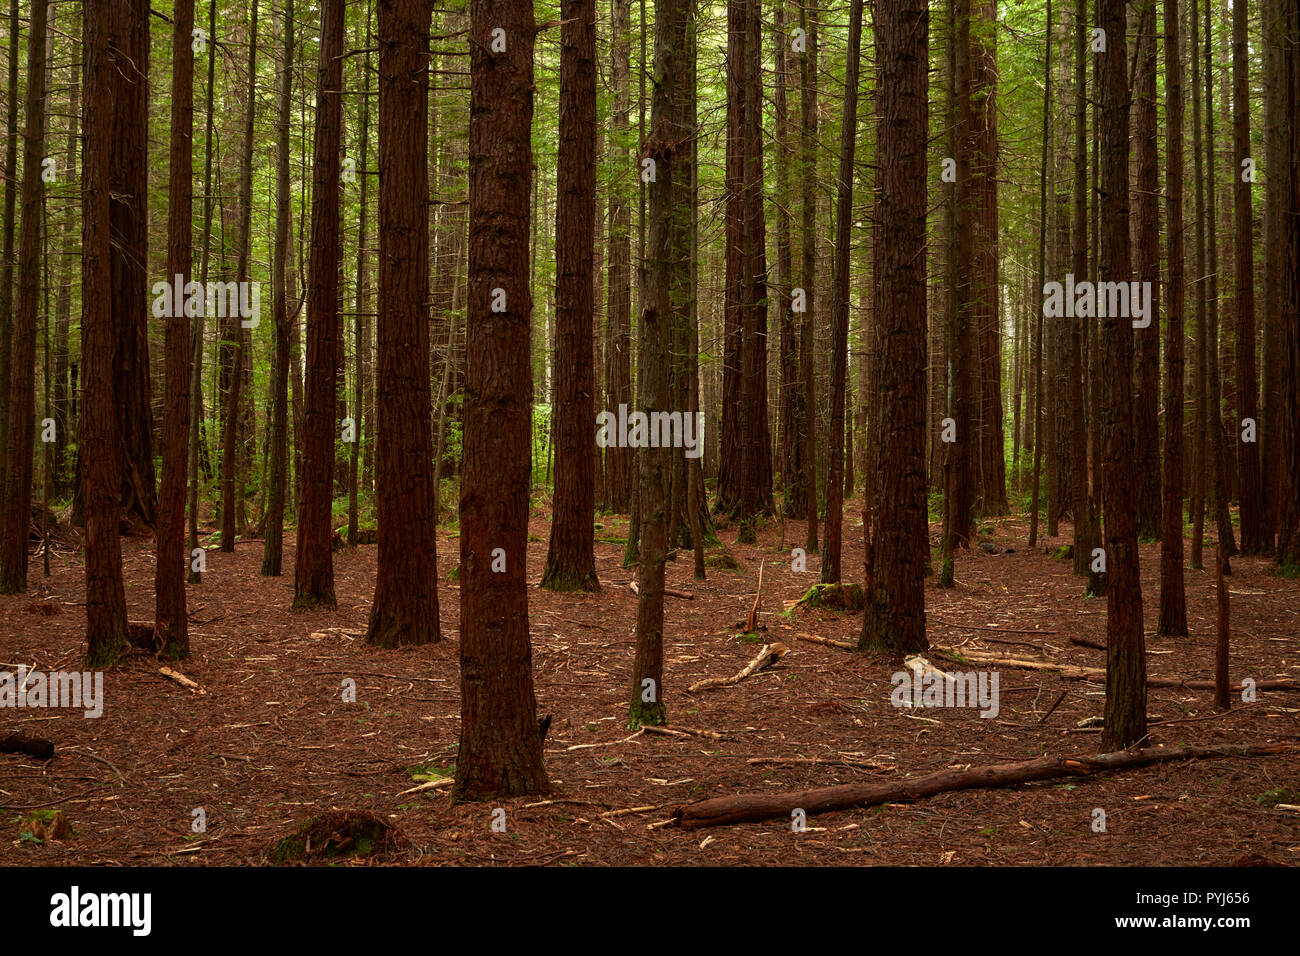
(1132, 0, 1161, 541)
(1097, 0, 1147, 754)
(293, 0, 344, 609)
(799, 0, 819, 552)
(81, 0, 129, 666)
(221, 0, 259, 552)
(453, 0, 550, 800)
(1233, 0, 1263, 555)
(604, 0, 634, 515)
(542, 0, 599, 593)
(0, 0, 20, 517)
(366, 0, 442, 647)
(152, 0, 194, 657)
(110, 0, 155, 534)
(1158, 0, 1189, 637)
(0, 0, 48, 594)
(859, 0, 929, 655)
(262, 0, 295, 577)
(821, 0, 863, 585)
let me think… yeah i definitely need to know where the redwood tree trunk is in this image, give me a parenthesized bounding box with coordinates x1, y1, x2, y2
(153, 0, 194, 657)
(1158, 0, 1189, 636)
(82, 0, 129, 666)
(1233, 0, 1263, 555)
(294, 0, 344, 609)
(366, 0, 442, 647)
(454, 0, 550, 800)
(0, 0, 48, 594)
(1097, 0, 1147, 753)
(821, 0, 863, 585)
(860, 0, 929, 655)
(542, 0, 599, 593)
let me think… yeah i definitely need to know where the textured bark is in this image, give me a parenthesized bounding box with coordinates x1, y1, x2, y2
(970, 0, 1006, 516)
(603, 0, 634, 514)
(950, 0, 976, 548)
(629, 0, 690, 729)
(263, 0, 295, 578)
(364, 0, 441, 647)
(821, 0, 863, 585)
(1189, 0, 1207, 571)
(1261, 0, 1284, 546)
(1203, 3, 1236, 564)
(81, 0, 129, 666)
(1233, 0, 1263, 555)
(0, 0, 19, 514)
(0, 0, 48, 594)
(1097, 0, 1147, 753)
(294, 0, 344, 609)
(152, 0, 193, 657)
(109, 0, 155, 533)
(221, 0, 259, 553)
(348, 18, 372, 549)
(1158, 0, 1189, 637)
(454, 0, 550, 800)
(542, 0, 599, 593)
(1132, 0, 1161, 542)
(1277, 0, 1300, 566)
(859, 0, 928, 655)
(799, 0, 819, 552)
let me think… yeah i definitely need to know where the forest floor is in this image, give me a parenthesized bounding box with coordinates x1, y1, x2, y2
(1, 499, 1298, 866)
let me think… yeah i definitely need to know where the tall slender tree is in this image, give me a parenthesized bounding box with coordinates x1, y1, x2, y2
(153, 0, 195, 657)
(0, 0, 48, 594)
(860, 0, 928, 655)
(822, 0, 864, 585)
(294, 0, 344, 609)
(542, 0, 599, 593)
(366, 0, 442, 647)
(1132, 0, 1160, 540)
(1158, 0, 1189, 636)
(262, 0, 295, 577)
(1233, 0, 1263, 554)
(82, 0, 130, 665)
(1097, 0, 1146, 753)
(454, 0, 550, 800)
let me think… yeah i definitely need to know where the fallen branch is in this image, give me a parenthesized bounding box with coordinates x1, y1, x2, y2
(688, 643, 788, 693)
(628, 580, 695, 600)
(795, 633, 855, 650)
(674, 742, 1297, 829)
(158, 666, 207, 695)
(744, 561, 765, 633)
(931, 646, 1300, 692)
(641, 724, 723, 740)
(397, 777, 454, 796)
(747, 755, 895, 772)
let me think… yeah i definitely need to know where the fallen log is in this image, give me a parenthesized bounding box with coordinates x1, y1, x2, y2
(628, 580, 694, 600)
(674, 742, 1297, 829)
(158, 666, 207, 695)
(795, 633, 855, 650)
(0, 732, 54, 760)
(688, 643, 788, 693)
(931, 646, 1300, 692)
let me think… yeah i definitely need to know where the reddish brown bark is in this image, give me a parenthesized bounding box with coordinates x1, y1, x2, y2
(366, 0, 442, 648)
(542, 0, 599, 593)
(153, 0, 194, 657)
(454, 0, 550, 800)
(294, 0, 344, 610)
(1097, 0, 1147, 753)
(81, 0, 129, 666)
(0, 0, 48, 594)
(859, 0, 928, 655)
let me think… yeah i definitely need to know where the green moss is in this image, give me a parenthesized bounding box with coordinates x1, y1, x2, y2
(269, 810, 406, 864)
(795, 582, 865, 612)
